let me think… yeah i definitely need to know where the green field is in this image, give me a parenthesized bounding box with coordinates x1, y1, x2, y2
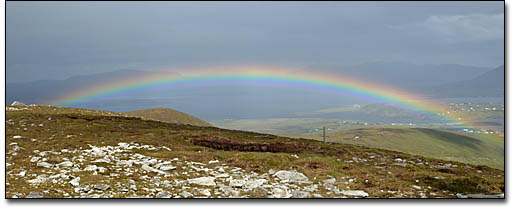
(291, 127, 504, 170)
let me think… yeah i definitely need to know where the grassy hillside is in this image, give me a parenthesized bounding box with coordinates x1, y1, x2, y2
(124, 108, 213, 127)
(292, 127, 504, 170)
(6, 105, 504, 198)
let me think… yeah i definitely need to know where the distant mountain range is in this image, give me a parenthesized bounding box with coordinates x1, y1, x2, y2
(430, 65, 505, 98)
(6, 62, 504, 108)
(6, 69, 149, 104)
(307, 61, 493, 91)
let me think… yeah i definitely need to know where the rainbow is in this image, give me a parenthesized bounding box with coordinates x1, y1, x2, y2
(50, 66, 471, 127)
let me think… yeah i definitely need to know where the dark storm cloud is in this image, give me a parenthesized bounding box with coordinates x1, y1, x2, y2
(6, 1, 504, 82)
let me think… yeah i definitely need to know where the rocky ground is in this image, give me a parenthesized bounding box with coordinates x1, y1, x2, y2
(5, 105, 505, 198)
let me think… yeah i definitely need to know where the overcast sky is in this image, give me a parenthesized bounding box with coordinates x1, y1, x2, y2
(6, 1, 504, 82)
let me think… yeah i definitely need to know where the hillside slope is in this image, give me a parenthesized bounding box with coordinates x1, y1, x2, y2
(5, 105, 504, 198)
(294, 127, 504, 170)
(124, 108, 213, 127)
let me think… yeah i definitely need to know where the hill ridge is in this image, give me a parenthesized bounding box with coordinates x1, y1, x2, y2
(124, 107, 213, 127)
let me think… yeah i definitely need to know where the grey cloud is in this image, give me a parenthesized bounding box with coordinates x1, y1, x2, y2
(6, 1, 504, 82)
(390, 13, 504, 43)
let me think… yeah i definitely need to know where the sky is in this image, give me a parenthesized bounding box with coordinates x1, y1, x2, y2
(6, 1, 505, 83)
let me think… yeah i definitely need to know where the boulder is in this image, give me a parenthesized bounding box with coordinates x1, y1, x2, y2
(271, 186, 292, 198)
(187, 177, 216, 186)
(84, 165, 98, 171)
(274, 170, 309, 183)
(159, 165, 176, 171)
(156, 191, 172, 198)
(93, 184, 110, 191)
(338, 190, 369, 197)
(69, 177, 80, 186)
(36, 162, 54, 168)
(291, 190, 310, 198)
(229, 179, 246, 188)
(26, 191, 44, 198)
(57, 161, 74, 168)
(27, 175, 49, 185)
(323, 178, 336, 185)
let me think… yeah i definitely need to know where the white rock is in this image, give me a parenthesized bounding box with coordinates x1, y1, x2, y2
(274, 170, 309, 183)
(13, 136, 22, 139)
(208, 160, 219, 164)
(84, 165, 98, 171)
(229, 179, 246, 188)
(159, 165, 176, 171)
(57, 161, 74, 168)
(93, 158, 110, 163)
(118, 142, 129, 149)
(197, 189, 211, 197)
(116, 160, 133, 167)
(187, 177, 216, 186)
(215, 173, 230, 178)
(142, 165, 166, 174)
(30, 157, 41, 162)
(338, 190, 369, 197)
(291, 190, 310, 198)
(37, 162, 54, 168)
(27, 175, 49, 185)
(245, 179, 267, 189)
(271, 187, 292, 198)
(323, 178, 336, 184)
(156, 191, 172, 198)
(70, 177, 80, 186)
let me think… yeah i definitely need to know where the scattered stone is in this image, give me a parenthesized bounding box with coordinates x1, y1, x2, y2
(26, 191, 44, 198)
(30, 157, 40, 162)
(229, 179, 246, 188)
(116, 160, 133, 167)
(159, 165, 176, 171)
(57, 161, 74, 168)
(291, 190, 310, 198)
(69, 177, 80, 186)
(457, 193, 504, 198)
(271, 186, 292, 198)
(13, 136, 22, 139)
(93, 184, 110, 191)
(93, 158, 111, 163)
(156, 191, 172, 198)
(179, 191, 193, 198)
(142, 164, 166, 174)
(37, 162, 54, 168)
(392, 162, 407, 167)
(274, 170, 308, 183)
(323, 178, 336, 185)
(187, 177, 216, 186)
(338, 190, 369, 197)
(84, 165, 98, 171)
(215, 173, 230, 178)
(27, 175, 49, 185)
(197, 189, 212, 197)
